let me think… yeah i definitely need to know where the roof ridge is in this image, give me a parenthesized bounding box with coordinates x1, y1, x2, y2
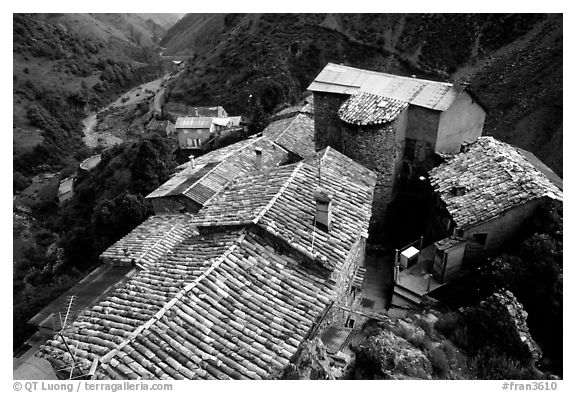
(326, 62, 455, 87)
(272, 114, 300, 143)
(181, 137, 263, 197)
(99, 229, 248, 369)
(251, 162, 305, 226)
(133, 214, 194, 269)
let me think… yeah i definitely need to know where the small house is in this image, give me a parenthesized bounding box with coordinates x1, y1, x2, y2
(426, 136, 562, 282)
(175, 116, 243, 150)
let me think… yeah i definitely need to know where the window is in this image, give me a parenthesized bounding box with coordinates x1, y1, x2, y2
(472, 233, 488, 246)
(186, 138, 193, 146)
(183, 129, 189, 134)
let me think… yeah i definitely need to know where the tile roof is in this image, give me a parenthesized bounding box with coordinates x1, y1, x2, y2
(263, 114, 315, 159)
(338, 92, 409, 125)
(39, 147, 376, 380)
(100, 214, 198, 268)
(195, 147, 377, 270)
(40, 229, 337, 379)
(147, 137, 290, 207)
(429, 137, 563, 229)
(308, 63, 468, 111)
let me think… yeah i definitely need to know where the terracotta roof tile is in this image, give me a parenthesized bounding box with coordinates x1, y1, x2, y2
(429, 137, 563, 229)
(100, 214, 198, 268)
(147, 137, 290, 206)
(195, 147, 376, 270)
(338, 92, 408, 125)
(39, 147, 376, 380)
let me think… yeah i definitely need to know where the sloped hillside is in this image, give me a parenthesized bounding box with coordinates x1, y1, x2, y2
(161, 13, 562, 176)
(13, 13, 165, 177)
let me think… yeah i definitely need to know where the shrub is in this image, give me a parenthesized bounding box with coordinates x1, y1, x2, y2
(13, 171, 31, 192)
(428, 346, 450, 379)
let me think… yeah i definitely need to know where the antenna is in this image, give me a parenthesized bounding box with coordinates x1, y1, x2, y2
(50, 295, 93, 379)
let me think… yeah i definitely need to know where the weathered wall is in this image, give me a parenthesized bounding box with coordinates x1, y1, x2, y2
(462, 198, 542, 265)
(436, 92, 485, 154)
(176, 128, 211, 149)
(150, 196, 201, 215)
(317, 237, 366, 331)
(406, 106, 440, 148)
(313, 92, 348, 151)
(341, 117, 405, 225)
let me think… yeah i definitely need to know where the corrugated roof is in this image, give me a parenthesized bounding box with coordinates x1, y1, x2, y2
(338, 92, 409, 125)
(429, 137, 563, 229)
(175, 117, 214, 129)
(308, 63, 468, 111)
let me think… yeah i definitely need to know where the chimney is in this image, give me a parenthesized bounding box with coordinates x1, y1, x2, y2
(314, 187, 333, 231)
(255, 147, 262, 171)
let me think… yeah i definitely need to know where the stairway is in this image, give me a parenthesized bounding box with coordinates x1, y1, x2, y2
(391, 282, 423, 308)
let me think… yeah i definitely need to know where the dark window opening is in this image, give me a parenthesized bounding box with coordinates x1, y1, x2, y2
(404, 138, 417, 160)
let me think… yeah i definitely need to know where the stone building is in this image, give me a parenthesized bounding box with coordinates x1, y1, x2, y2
(426, 136, 562, 282)
(39, 148, 376, 380)
(308, 63, 487, 224)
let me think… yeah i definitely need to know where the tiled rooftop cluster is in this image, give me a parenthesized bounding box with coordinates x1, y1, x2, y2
(39, 147, 377, 380)
(338, 92, 408, 126)
(429, 137, 563, 229)
(146, 137, 290, 205)
(196, 147, 376, 270)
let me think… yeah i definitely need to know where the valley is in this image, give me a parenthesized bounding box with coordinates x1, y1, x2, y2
(12, 13, 563, 381)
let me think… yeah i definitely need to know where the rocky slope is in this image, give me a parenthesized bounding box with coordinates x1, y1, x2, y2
(161, 13, 562, 176)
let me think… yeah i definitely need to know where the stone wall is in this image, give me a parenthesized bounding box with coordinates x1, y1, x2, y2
(341, 121, 404, 225)
(313, 92, 348, 151)
(316, 237, 366, 332)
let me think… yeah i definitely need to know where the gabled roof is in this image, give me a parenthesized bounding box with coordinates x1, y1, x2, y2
(100, 214, 198, 268)
(175, 117, 213, 129)
(338, 92, 409, 125)
(429, 137, 563, 229)
(146, 137, 290, 207)
(195, 147, 377, 270)
(40, 228, 335, 379)
(263, 114, 315, 159)
(308, 63, 468, 111)
(39, 149, 376, 380)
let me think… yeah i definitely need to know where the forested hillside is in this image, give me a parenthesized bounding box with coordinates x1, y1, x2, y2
(161, 13, 562, 176)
